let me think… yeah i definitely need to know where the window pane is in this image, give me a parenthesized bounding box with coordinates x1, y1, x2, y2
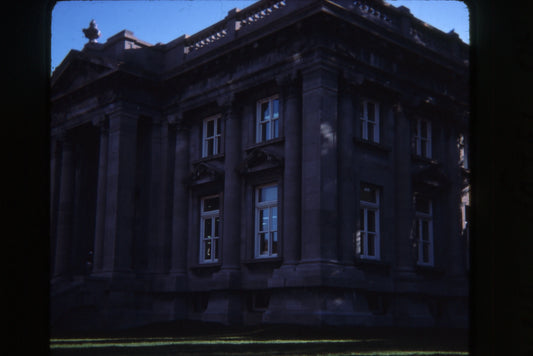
(260, 233, 269, 255)
(207, 120, 214, 137)
(367, 102, 375, 122)
(216, 118, 221, 134)
(259, 185, 277, 202)
(414, 220, 420, 240)
(214, 217, 220, 237)
(367, 210, 376, 232)
(205, 240, 211, 260)
(207, 139, 214, 156)
(270, 207, 278, 231)
(259, 209, 269, 232)
(368, 123, 374, 142)
(422, 221, 429, 241)
(272, 99, 279, 118)
(360, 185, 377, 203)
(359, 209, 365, 231)
(261, 122, 269, 141)
(261, 102, 270, 121)
(203, 197, 219, 212)
(422, 242, 429, 262)
(216, 137, 220, 155)
(420, 120, 428, 139)
(273, 119, 279, 138)
(368, 233, 375, 256)
(213, 238, 219, 259)
(272, 232, 278, 255)
(204, 219, 212, 238)
(360, 119, 366, 140)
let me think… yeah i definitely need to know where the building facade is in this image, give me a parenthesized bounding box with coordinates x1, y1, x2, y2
(50, 0, 470, 330)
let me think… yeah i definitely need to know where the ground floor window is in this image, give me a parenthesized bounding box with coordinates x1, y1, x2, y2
(200, 195, 220, 263)
(357, 184, 380, 259)
(414, 196, 434, 266)
(255, 184, 278, 258)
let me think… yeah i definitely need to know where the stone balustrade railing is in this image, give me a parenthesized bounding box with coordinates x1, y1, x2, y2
(164, 0, 467, 69)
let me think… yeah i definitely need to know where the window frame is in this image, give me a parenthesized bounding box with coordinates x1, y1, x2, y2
(360, 100, 380, 143)
(414, 196, 434, 266)
(413, 118, 432, 158)
(199, 195, 221, 264)
(254, 183, 279, 258)
(202, 115, 222, 158)
(357, 184, 381, 260)
(256, 95, 280, 143)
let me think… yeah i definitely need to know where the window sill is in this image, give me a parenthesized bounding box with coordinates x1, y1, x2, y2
(189, 262, 222, 272)
(411, 154, 439, 165)
(353, 137, 391, 153)
(191, 153, 225, 165)
(415, 264, 444, 276)
(242, 257, 283, 267)
(245, 137, 285, 153)
(354, 257, 390, 272)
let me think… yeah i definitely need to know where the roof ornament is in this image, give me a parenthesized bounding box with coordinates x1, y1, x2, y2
(83, 20, 101, 43)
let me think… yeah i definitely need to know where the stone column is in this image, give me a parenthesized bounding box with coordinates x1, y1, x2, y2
(393, 103, 415, 275)
(170, 115, 190, 276)
(300, 65, 339, 264)
(147, 117, 166, 273)
(338, 81, 356, 264)
(92, 117, 109, 273)
(220, 101, 241, 273)
(53, 132, 75, 279)
(49, 135, 61, 273)
(281, 76, 302, 266)
(101, 110, 138, 277)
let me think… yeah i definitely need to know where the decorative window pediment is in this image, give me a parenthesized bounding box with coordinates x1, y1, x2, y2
(189, 161, 224, 185)
(412, 163, 449, 193)
(239, 148, 283, 175)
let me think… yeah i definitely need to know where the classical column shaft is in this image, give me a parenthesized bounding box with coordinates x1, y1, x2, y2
(393, 105, 414, 271)
(282, 79, 301, 265)
(54, 136, 75, 278)
(92, 120, 108, 273)
(221, 106, 241, 270)
(170, 121, 190, 274)
(338, 84, 356, 264)
(300, 67, 339, 262)
(101, 112, 138, 275)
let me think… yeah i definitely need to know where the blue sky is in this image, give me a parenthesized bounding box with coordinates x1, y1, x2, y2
(51, 0, 469, 73)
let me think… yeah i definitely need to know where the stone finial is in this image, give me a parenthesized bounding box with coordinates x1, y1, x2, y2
(83, 20, 101, 43)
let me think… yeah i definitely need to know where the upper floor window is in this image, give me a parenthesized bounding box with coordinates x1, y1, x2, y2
(357, 184, 380, 259)
(360, 100, 380, 143)
(256, 96, 279, 143)
(414, 196, 434, 266)
(200, 195, 220, 263)
(413, 119, 432, 158)
(255, 184, 279, 258)
(202, 115, 221, 157)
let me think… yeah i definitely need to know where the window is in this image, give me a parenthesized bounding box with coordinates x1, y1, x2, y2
(256, 96, 279, 143)
(414, 196, 434, 266)
(357, 184, 380, 259)
(360, 100, 380, 143)
(413, 119, 432, 158)
(255, 184, 278, 258)
(202, 116, 221, 157)
(200, 195, 220, 263)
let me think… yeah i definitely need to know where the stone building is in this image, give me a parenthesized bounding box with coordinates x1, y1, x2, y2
(50, 0, 470, 330)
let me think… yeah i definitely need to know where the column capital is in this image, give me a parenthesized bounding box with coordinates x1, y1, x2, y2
(92, 115, 109, 130)
(168, 113, 190, 132)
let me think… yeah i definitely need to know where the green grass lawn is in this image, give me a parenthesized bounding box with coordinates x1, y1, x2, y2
(50, 322, 469, 355)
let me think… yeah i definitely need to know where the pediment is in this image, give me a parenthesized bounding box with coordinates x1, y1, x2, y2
(239, 147, 283, 174)
(412, 163, 449, 192)
(51, 50, 116, 98)
(188, 161, 224, 185)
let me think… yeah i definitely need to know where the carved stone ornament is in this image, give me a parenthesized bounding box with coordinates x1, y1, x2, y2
(83, 20, 101, 43)
(239, 147, 283, 174)
(189, 161, 224, 184)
